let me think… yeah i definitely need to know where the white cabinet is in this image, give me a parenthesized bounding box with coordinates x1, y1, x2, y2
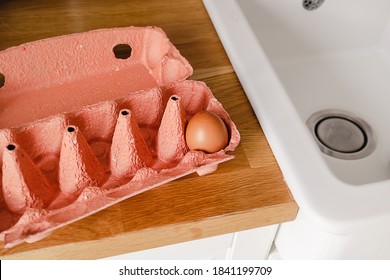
(104, 225, 278, 260)
(274, 210, 390, 259)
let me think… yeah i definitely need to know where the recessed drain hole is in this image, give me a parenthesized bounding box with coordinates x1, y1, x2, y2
(0, 72, 5, 88)
(315, 117, 367, 153)
(113, 44, 132, 59)
(307, 110, 376, 160)
(303, 0, 325, 10)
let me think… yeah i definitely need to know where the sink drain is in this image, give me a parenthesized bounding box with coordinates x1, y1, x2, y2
(307, 110, 376, 160)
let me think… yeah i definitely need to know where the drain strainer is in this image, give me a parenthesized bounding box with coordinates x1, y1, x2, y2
(307, 110, 376, 160)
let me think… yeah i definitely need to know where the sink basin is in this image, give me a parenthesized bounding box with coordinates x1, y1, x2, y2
(204, 0, 390, 236)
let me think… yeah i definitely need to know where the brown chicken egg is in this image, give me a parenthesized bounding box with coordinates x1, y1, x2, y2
(185, 111, 229, 153)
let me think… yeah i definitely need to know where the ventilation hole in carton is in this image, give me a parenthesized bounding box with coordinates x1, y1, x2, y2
(171, 96, 179, 101)
(0, 73, 5, 88)
(113, 44, 132, 59)
(67, 126, 76, 133)
(7, 144, 16, 151)
(121, 110, 130, 116)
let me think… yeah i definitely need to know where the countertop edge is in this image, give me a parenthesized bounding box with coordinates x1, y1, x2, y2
(1, 201, 298, 260)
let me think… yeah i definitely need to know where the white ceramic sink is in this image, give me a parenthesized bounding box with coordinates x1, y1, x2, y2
(204, 0, 390, 235)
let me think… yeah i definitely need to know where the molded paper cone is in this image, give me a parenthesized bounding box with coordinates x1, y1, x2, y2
(2, 144, 54, 213)
(110, 109, 152, 178)
(59, 126, 105, 197)
(156, 95, 188, 162)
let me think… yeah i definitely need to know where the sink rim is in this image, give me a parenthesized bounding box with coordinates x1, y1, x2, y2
(204, 0, 390, 234)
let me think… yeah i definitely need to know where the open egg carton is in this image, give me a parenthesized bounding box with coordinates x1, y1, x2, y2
(0, 26, 240, 248)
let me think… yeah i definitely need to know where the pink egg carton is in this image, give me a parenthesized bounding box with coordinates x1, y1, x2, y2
(0, 26, 240, 248)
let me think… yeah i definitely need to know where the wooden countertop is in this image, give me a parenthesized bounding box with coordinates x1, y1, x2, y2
(0, 0, 297, 259)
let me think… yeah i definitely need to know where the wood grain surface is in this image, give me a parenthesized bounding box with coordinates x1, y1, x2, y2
(0, 0, 298, 259)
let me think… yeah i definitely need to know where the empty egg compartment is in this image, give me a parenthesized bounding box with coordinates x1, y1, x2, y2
(0, 80, 240, 248)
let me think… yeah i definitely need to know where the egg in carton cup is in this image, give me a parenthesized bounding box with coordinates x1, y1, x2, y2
(0, 26, 240, 247)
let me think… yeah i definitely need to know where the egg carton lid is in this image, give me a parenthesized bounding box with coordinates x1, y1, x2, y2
(0, 26, 193, 129)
